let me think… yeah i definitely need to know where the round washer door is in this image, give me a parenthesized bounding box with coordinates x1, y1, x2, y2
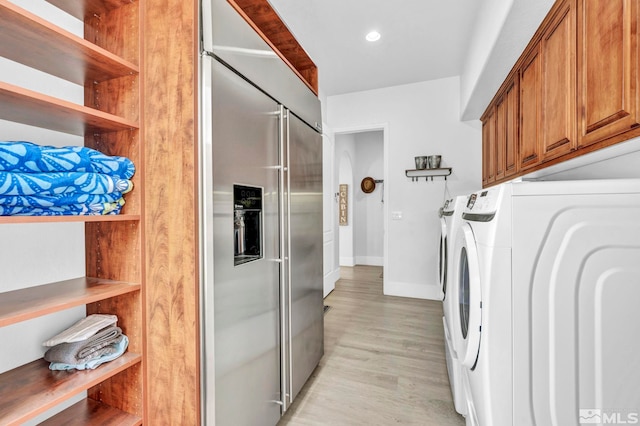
(439, 217, 448, 298)
(455, 222, 482, 369)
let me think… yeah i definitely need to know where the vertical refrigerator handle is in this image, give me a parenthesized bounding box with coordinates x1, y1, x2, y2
(278, 105, 289, 412)
(285, 108, 294, 408)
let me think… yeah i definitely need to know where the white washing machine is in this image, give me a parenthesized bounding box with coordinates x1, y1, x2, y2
(438, 196, 468, 416)
(452, 184, 513, 426)
(452, 178, 640, 426)
(511, 179, 640, 426)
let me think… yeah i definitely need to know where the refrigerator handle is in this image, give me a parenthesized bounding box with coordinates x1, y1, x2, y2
(278, 105, 289, 412)
(285, 107, 294, 407)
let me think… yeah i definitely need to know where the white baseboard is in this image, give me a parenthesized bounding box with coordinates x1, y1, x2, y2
(323, 268, 340, 298)
(384, 281, 441, 301)
(339, 257, 355, 267)
(355, 256, 383, 266)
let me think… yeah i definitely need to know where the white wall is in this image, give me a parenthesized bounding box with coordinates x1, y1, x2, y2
(353, 131, 384, 266)
(460, 0, 555, 120)
(337, 134, 356, 267)
(327, 76, 481, 300)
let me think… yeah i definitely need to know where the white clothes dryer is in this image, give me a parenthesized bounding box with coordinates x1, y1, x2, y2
(510, 179, 640, 426)
(452, 178, 640, 426)
(452, 184, 513, 426)
(438, 196, 468, 416)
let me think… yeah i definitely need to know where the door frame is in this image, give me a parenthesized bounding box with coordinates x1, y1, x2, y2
(332, 123, 389, 289)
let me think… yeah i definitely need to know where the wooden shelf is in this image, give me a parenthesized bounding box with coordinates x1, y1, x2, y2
(38, 398, 142, 426)
(0, 1, 139, 85)
(405, 168, 453, 181)
(46, 0, 134, 21)
(0, 277, 140, 328)
(0, 353, 141, 426)
(0, 82, 138, 135)
(0, 214, 140, 224)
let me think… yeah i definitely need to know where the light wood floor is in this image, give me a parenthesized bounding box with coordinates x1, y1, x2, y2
(278, 265, 465, 426)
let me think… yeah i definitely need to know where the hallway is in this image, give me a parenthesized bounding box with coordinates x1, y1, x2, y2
(279, 265, 465, 425)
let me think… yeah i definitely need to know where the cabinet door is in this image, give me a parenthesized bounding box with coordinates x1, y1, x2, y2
(578, 0, 640, 147)
(482, 108, 496, 186)
(504, 78, 519, 178)
(495, 96, 506, 181)
(520, 46, 542, 170)
(541, 0, 577, 161)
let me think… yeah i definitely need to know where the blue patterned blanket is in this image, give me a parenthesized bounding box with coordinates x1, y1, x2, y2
(0, 142, 135, 216)
(0, 141, 134, 179)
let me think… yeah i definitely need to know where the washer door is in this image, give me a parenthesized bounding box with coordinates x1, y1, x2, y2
(456, 222, 482, 369)
(439, 217, 448, 299)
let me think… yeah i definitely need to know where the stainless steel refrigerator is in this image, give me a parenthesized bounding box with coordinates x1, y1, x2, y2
(200, 1, 324, 425)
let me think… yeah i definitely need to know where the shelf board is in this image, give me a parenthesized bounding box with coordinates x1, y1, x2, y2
(0, 82, 138, 135)
(38, 398, 142, 426)
(0, 1, 139, 85)
(405, 167, 453, 179)
(46, 0, 134, 21)
(0, 277, 140, 328)
(0, 214, 140, 224)
(0, 353, 141, 426)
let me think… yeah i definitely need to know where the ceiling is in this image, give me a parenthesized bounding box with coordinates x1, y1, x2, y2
(267, 0, 483, 97)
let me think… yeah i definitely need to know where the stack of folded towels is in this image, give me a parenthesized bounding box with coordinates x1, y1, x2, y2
(42, 314, 129, 371)
(0, 141, 135, 216)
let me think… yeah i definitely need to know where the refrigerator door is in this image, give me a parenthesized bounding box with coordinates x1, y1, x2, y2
(210, 58, 282, 426)
(286, 111, 324, 403)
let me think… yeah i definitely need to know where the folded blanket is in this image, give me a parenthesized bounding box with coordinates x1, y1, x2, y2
(49, 335, 129, 371)
(0, 141, 135, 179)
(43, 314, 118, 347)
(44, 326, 122, 365)
(0, 198, 124, 216)
(0, 171, 132, 196)
(0, 192, 123, 208)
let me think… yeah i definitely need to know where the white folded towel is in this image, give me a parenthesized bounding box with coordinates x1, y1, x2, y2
(42, 314, 118, 347)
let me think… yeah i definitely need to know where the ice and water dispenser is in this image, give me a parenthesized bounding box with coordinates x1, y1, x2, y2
(233, 184, 263, 266)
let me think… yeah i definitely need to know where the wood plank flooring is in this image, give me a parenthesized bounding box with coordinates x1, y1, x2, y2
(278, 265, 465, 426)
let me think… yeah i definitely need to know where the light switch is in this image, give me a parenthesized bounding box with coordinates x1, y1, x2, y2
(391, 211, 403, 220)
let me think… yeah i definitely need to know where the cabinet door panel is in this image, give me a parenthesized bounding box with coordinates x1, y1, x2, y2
(496, 97, 506, 181)
(482, 109, 496, 186)
(578, 0, 640, 147)
(541, 0, 576, 160)
(520, 47, 542, 170)
(504, 78, 519, 178)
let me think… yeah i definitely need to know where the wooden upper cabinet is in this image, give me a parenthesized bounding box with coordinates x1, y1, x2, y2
(504, 78, 519, 178)
(482, 107, 496, 186)
(496, 76, 519, 181)
(541, 0, 577, 160)
(519, 45, 542, 171)
(578, 0, 640, 147)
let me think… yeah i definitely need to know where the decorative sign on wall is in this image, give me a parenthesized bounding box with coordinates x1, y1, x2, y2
(339, 184, 348, 226)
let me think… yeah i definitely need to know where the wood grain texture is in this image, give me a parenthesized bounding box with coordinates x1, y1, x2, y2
(142, 0, 200, 424)
(541, 0, 576, 161)
(46, 0, 132, 21)
(578, 0, 640, 147)
(0, 1, 138, 85)
(0, 354, 141, 426)
(519, 46, 542, 171)
(0, 82, 139, 136)
(0, 277, 139, 327)
(228, 0, 318, 95)
(279, 266, 465, 426)
(38, 398, 142, 426)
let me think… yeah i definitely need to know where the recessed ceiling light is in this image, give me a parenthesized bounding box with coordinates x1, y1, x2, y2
(366, 31, 381, 42)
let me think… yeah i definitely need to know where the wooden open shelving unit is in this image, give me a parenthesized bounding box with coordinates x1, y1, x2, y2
(0, 0, 144, 424)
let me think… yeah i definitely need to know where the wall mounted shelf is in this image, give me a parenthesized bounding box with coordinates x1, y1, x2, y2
(405, 168, 452, 181)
